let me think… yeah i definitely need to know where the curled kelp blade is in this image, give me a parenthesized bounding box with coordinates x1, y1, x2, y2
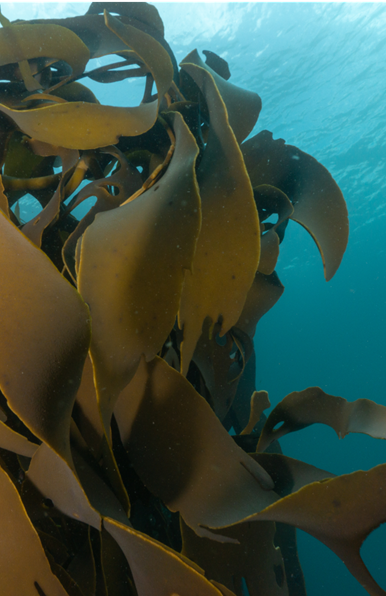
(258, 229, 280, 275)
(86, 2, 178, 77)
(0, 100, 157, 151)
(87, 2, 165, 37)
(178, 63, 260, 375)
(103, 10, 173, 100)
(21, 140, 79, 247)
(180, 50, 261, 144)
(63, 146, 142, 281)
(191, 320, 248, 421)
(184, 455, 335, 596)
(78, 111, 200, 427)
(230, 466, 386, 596)
(251, 453, 336, 497)
(241, 391, 271, 436)
(104, 517, 236, 596)
(256, 387, 386, 453)
(236, 271, 285, 339)
(0, 22, 90, 84)
(0, 211, 90, 465)
(203, 50, 231, 80)
(0, 12, 174, 150)
(114, 356, 277, 540)
(181, 518, 289, 596)
(241, 130, 349, 281)
(254, 184, 294, 273)
(0, 464, 69, 596)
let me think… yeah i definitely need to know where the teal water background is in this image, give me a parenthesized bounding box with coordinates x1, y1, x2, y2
(3, 2, 386, 594)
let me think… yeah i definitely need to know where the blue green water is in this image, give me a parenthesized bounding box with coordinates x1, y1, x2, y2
(4, 2, 386, 594)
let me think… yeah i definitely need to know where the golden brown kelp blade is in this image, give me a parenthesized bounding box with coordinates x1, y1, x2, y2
(0, 2, 361, 595)
(242, 130, 349, 281)
(22, 140, 79, 247)
(27, 442, 101, 530)
(0, 22, 90, 85)
(180, 49, 261, 143)
(257, 387, 386, 452)
(190, 322, 249, 422)
(78, 111, 200, 425)
(0, 11, 174, 150)
(104, 517, 236, 596)
(0, 465, 69, 596)
(0, 211, 90, 465)
(114, 356, 277, 539)
(234, 466, 386, 596)
(182, 455, 336, 596)
(0, 417, 38, 457)
(63, 146, 142, 282)
(178, 63, 260, 375)
(181, 518, 289, 596)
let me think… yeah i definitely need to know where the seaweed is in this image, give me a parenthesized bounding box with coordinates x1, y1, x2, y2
(0, 3, 383, 596)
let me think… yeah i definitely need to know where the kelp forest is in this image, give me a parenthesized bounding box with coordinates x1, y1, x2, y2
(0, 2, 385, 595)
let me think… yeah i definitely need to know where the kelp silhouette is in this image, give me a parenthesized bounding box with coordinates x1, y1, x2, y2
(0, 3, 384, 596)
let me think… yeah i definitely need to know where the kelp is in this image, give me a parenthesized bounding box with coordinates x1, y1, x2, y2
(0, 3, 382, 596)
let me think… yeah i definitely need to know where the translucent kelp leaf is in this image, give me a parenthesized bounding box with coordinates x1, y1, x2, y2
(0, 464, 69, 596)
(78, 111, 200, 428)
(180, 50, 261, 143)
(181, 518, 288, 596)
(104, 517, 236, 596)
(0, 12, 174, 150)
(0, 211, 91, 464)
(241, 131, 349, 281)
(236, 271, 284, 339)
(178, 64, 260, 375)
(0, 23, 90, 81)
(115, 356, 277, 540)
(257, 387, 386, 453)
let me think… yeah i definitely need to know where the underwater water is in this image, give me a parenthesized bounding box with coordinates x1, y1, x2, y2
(2, 2, 385, 595)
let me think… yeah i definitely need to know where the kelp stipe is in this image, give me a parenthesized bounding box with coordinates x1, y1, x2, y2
(0, 3, 384, 596)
